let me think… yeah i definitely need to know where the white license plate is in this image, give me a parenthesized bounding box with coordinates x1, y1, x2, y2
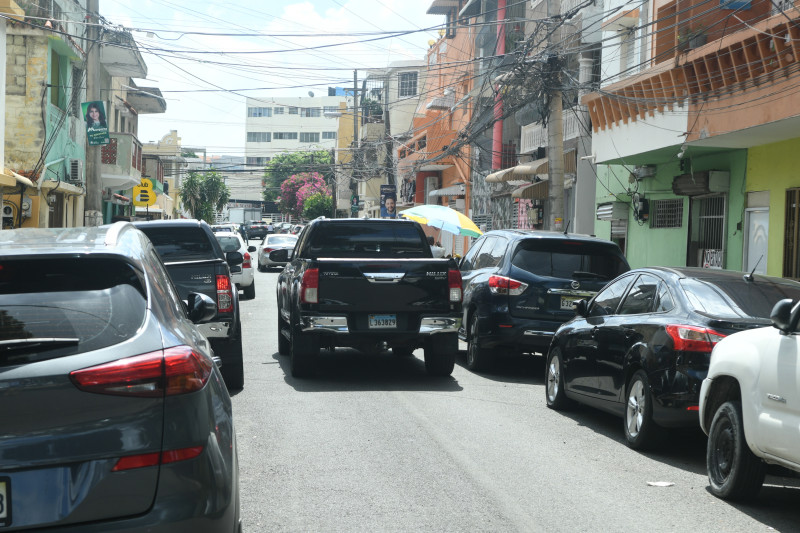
(0, 477, 10, 527)
(369, 314, 396, 328)
(560, 296, 580, 310)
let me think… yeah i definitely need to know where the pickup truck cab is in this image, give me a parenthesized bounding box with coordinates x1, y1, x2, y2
(273, 217, 462, 378)
(699, 297, 800, 500)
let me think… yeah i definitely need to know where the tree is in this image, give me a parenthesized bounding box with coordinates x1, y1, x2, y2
(303, 192, 334, 220)
(180, 170, 229, 223)
(277, 172, 330, 219)
(262, 150, 334, 202)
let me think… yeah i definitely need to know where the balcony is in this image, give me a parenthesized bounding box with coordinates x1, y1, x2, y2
(520, 106, 587, 154)
(101, 133, 143, 190)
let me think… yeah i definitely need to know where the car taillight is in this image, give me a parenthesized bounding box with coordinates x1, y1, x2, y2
(448, 269, 462, 302)
(243, 252, 252, 268)
(70, 346, 213, 397)
(301, 268, 319, 303)
(217, 274, 234, 312)
(488, 275, 529, 296)
(262, 247, 274, 254)
(112, 446, 204, 472)
(665, 325, 726, 352)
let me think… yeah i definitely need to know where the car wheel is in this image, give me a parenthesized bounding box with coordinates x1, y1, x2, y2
(424, 333, 456, 377)
(290, 320, 319, 378)
(277, 312, 290, 355)
(393, 346, 414, 357)
(623, 369, 662, 449)
(211, 336, 244, 391)
(466, 313, 492, 372)
(707, 401, 766, 500)
(545, 347, 571, 410)
(243, 281, 255, 300)
(258, 263, 266, 273)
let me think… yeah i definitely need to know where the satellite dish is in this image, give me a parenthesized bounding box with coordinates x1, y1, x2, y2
(308, 91, 315, 97)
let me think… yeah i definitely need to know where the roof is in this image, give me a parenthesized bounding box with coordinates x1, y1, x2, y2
(0, 222, 151, 261)
(482, 229, 621, 246)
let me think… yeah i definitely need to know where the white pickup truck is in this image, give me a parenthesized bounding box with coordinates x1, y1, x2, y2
(699, 298, 800, 500)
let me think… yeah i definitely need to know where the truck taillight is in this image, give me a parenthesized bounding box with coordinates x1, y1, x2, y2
(301, 268, 319, 303)
(217, 274, 234, 312)
(243, 252, 252, 269)
(488, 275, 528, 296)
(448, 269, 462, 303)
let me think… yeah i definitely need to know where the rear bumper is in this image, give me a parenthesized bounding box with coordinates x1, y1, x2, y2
(471, 314, 562, 354)
(299, 314, 460, 335)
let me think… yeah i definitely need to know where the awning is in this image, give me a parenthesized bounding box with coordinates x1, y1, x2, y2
(512, 180, 549, 200)
(429, 184, 465, 197)
(418, 164, 453, 171)
(485, 149, 577, 183)
(485, 168, 514, 183)
(511, 157, 549, 176)
(459, 0, 481, 18)
(102, 174, 141, 190)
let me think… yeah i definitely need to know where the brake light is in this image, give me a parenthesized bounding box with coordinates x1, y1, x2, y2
(448, 269, 462, 302)
(262, 247, 274, 254)
(243, 252, 252, 269)
(488, 275, 529, 296)
(217, 274, 234, 312)
(301, 268, 319, 303)
(70, 346, 213, 397)
(112, 446, 204, 472)
(665, 325, 726, 353)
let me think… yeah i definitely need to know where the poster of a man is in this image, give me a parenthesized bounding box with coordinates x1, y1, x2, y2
(82, 101, 110, 146)
(380, 184, 397, 218)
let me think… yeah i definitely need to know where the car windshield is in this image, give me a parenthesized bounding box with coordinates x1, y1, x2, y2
(307, 223, 430, 258)
(511, 240, 628, 280)
(140, 227, 218, 261)
(681, 277, 800, 318)
(267, 235, 297, 245)
(216, 235, 242, 252)
(0, 257, 147, 364)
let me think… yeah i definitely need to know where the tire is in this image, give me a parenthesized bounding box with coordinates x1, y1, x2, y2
(393, 347, 415, 357)
(212, 336, 244, 391)
(424, 333, 457, 377)
(466, 313, 492, 372)
(623, 369, 663, 450)
(290, 322, 319, 378)
(277, 312, 290, 355)
(243, 281, 256, 300)
(707, 401, 766, 500)
(258, 263, 266, 273)
(545, 347, 571, 410)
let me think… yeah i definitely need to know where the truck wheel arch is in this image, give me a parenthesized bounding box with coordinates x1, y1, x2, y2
(702, 376, 741, 431)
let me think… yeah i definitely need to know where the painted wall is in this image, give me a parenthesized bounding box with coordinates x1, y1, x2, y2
(746, 137, 800, 277)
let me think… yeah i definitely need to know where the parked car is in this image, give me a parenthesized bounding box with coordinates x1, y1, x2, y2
(215, 231, 257, 299)
(290, 224, 304, 235)
(258, 233, 298, 271)
(133, 219, 245, 390)
(244, 220, 269, 240)
(546, 267, 800, 449)
(699, 297, 800, 500)
(0, 223, 241, 532)
(276, 222, 293, 234)
(459, 230, 629, 372)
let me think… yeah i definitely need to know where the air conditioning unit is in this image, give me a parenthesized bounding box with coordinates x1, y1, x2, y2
(67, 159, 84, 184)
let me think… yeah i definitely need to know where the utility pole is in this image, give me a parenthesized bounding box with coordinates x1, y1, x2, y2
(546, 0, 565, 232)
(84, 0, 102, 226)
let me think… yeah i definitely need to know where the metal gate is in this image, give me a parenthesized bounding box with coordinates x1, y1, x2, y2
(687, 195, 726, 268)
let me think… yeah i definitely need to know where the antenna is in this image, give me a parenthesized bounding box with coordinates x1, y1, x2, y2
(743, 255, 764, 282)
(563, 220, 571, 235)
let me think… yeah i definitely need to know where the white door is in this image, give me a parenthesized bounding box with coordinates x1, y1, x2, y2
(756, 333, 800, 467)
(744, 208, 769, 274)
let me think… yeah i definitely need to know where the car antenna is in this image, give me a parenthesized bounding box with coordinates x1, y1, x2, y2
(743, 255, 763, 282)
(563, 220, 571, 235)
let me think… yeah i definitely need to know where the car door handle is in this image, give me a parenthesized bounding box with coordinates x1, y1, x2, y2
(591, 327, 599, 338)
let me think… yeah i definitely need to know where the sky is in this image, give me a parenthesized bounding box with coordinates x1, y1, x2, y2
(102, 0, 444, 155)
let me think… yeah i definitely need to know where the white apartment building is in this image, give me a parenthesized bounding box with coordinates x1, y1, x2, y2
(244, 95, 347, 167)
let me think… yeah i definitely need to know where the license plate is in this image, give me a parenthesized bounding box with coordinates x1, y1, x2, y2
(0, 477, 10, 527)
(560, 296, 580, 310)
(369, 314, 396, 328)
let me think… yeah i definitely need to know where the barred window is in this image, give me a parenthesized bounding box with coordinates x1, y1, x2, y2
(322, 131, 337, 140)
(399, 72, 418, 97)
(300, 107, 322, 117)
(274, 132, 298, 140)
(300, 132, 320, 143)
(247, 107, 271, 118)
(650, 198, 684, 228)
(246, 132, 271, 142)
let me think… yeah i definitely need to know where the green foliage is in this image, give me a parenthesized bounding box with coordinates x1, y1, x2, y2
(262, 150, 334, 202)
(181, 150, 198, 158)
(303, 192, 333, 220)
(180, 170, 229, 223)
(277, 172, 330, 219)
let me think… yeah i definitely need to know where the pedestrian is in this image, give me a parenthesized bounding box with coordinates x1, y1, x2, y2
(428, 235, 445, 258)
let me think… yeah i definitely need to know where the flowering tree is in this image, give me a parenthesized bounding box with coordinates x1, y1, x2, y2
(277, 172, 330, 218)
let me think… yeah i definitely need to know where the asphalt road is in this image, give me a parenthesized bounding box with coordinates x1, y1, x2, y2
(232, 266, 800, 533)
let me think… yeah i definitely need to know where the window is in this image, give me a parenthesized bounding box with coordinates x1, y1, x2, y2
(322, 131, 336, 140)
(589, 276, 635, 316)
(460, 237, 488, 271)
(399, 72, 418, 97)
(306, 223, 430, 258)
(323, 106, 339, 114)
(70, 67, 83, 117)
(273, 107, 284, 114)
(247, 132, 271, 142)
(511, 240, 629, 281)
(273, 132, 298, 140)
(50, 50, 68, 109)
(473, 237, 498, 269)
(300, 132, 320, 143)
(785, 189, 800, 278)
(300, 107, 322, 117)
(247, 107, 272, 118)
(650, 199, 684, 228)
(618, 274, 661, 315)
(288, 107, 298, 114)
(247, 157, 270, 166)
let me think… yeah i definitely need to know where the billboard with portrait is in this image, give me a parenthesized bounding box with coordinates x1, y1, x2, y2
(82, 101, 110, 146)
(380, 185, 397, 219)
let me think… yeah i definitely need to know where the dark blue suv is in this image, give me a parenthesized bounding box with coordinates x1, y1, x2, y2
(458, 230, 629, 372)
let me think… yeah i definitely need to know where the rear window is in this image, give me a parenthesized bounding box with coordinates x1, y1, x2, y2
(511, 240, 628, 280)
(681, 277, 800, 319)
(0, 257, 147, 364)
(306, 222, 431, 258)
(140, 227, 217, 261)
(216, 235, 242, 253)
(267, 235, 297, 245)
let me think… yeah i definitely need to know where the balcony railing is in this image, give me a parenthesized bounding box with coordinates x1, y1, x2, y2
(520, 106, 587, 154)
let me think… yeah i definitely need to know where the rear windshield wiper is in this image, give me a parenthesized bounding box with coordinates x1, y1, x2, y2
(0, 338, 81, 355)
(572, 271, 608, 280)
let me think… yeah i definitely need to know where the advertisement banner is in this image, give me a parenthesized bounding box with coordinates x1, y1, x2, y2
(380, 185, 397, 218)
(82, 101, 110, 146)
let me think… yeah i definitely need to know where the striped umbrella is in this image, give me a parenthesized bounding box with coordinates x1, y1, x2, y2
(400, 204, 483, 238)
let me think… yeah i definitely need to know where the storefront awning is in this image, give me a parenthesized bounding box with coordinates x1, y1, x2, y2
(429, 184, 465, 197)
(485, 149, 577, 183)
(512, 180, 549, 200)
(485, 168, 514, 183)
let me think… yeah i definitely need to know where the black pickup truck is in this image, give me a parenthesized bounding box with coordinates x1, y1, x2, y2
(133, 219, 245, 390)
(272, 217, 462, 378)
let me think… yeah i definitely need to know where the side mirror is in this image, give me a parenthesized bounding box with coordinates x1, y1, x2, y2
(574, 299, 588, 317)
(248, 245, 257, 253)
(770, 298, 800, 334)
(269, 248, 290, 263)
(225, 251, 244, 267)
(187, 292, 217, 323)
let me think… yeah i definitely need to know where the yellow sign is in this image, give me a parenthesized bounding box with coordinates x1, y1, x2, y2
(133, 178, 156, 207)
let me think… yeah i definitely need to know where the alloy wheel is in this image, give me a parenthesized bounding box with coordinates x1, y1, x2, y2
(626, 379, 646, 438)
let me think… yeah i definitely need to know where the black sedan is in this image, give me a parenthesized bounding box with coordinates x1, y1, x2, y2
(545, 266, 800, 450)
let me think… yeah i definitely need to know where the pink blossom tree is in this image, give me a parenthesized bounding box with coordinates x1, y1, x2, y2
(276, 172, 331, 219)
